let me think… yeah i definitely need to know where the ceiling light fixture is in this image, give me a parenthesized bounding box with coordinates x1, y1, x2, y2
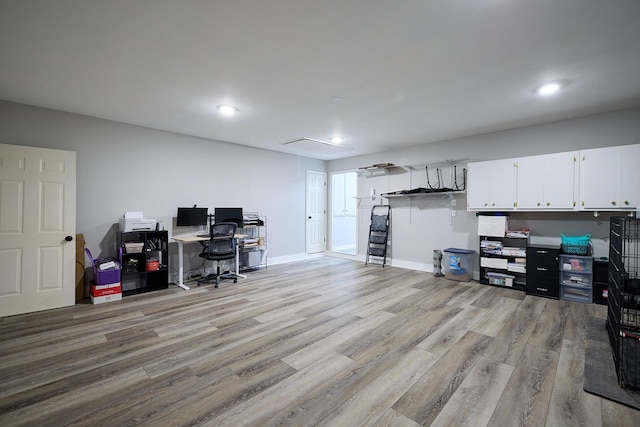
(535, 82, 563, 96)
(217, 105, 239, 116)
(331, 136, 344, 144)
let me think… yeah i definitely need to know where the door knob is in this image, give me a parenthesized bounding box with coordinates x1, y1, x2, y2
(65, 235, 73, 242)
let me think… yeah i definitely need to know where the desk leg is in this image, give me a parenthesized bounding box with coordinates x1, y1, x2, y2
(176, 241, 190, 290)
(233, 245, 246, 279)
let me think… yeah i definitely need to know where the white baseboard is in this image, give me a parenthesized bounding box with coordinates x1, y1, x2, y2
(251, 252, 480, 280)
(267, 252, 325, 266)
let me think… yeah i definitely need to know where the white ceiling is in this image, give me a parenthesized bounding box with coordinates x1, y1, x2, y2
(2, 0, 640, 160)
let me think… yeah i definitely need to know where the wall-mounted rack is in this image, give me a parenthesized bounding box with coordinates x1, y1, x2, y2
(357, 163, 410, 176)
(380, 160, 467, 198)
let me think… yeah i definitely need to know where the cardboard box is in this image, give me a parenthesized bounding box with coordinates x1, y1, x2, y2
(76, 233, 86, 302)
(90, 293, 122, 304)
(90, 282, 122, 297)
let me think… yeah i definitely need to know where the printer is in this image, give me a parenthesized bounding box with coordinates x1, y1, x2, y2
(118, 211, 157, 232)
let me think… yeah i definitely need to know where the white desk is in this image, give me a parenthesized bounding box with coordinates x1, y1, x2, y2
(172, 234, 246, 290)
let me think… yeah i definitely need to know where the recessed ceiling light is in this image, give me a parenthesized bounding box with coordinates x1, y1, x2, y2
(331, 136, 344, 144)
(536, 82, 563, 96)
(217, 105, 239, 116)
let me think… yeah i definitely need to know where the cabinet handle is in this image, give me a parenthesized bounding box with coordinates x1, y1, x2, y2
(537, 202, 541, 206)
(536, 287, 548, 292)
(537, 267, 548, 272)
(611, 201, 616, 206)
(546, 202, 550, 206)
(624, 200, 630, 205)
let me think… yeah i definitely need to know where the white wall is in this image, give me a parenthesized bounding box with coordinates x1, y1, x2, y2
(0, 100, 325, 280)
(328, 107, 640, 273)
(3, 100, 639, 281)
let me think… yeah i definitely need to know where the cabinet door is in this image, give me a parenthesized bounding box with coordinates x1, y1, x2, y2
(580, 146, 620, 209)
(542, 151, 577, 209)
(516, 155, 544, 209)
(467, 159, 516, 210)
(620, 144, 640, 209)
(517, 152, 576, 210)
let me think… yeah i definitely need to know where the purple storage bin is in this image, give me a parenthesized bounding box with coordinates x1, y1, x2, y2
(85, 248, 122, 285)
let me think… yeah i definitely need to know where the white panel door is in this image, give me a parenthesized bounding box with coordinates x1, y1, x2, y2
(306, 170, 326, 254)
(0, 143, 76, 317)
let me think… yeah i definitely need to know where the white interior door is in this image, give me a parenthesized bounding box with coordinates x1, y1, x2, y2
(0, 143, 76, 317)
(306, 170, 326, 254)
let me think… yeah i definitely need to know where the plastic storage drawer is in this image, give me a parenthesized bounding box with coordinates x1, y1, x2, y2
(561, 285, 592, 303)
(560, 270, 592, 288)
(559, 254, 593, 273)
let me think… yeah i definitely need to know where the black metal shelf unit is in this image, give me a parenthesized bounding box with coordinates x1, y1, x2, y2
(606, 216, 640, 389)
(117, 230, 169, 296)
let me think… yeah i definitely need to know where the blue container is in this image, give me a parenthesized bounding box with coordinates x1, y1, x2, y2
(443, 248, 474, 281)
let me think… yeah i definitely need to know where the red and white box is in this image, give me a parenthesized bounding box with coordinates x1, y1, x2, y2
(90, 281, 122, 304)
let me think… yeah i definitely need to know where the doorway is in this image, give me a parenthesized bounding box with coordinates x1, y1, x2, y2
(305, 170, 326, 254)
(331, 171, 357, 255)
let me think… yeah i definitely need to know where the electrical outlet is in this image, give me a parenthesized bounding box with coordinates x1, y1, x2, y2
(451, 210, 456, 217)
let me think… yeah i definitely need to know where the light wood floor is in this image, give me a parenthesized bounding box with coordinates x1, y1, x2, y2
(1, 257, 639, 426)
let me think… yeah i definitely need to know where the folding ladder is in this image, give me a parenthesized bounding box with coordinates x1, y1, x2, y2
(366, 205, 391, 267)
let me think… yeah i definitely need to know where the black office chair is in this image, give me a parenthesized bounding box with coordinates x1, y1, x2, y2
(198, 222, 238, 288)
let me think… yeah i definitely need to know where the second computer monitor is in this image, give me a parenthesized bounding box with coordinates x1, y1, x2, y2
(214, 207, 244, 227)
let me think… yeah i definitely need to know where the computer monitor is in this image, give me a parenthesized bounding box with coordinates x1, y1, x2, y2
(176, 207, 209, 227)
(214, 207, 244, 227)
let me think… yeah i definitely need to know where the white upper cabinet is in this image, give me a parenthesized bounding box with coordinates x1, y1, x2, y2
(619, 144, 640, 209)
(580, 144, 640, 210)
(516, 151, 578, 210)
(467, 158, 516, 210)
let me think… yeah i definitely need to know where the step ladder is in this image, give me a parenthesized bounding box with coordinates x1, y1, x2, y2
(366, 205, 391, 267)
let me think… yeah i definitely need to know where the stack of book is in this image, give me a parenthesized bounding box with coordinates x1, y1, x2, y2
(506, 228, 530, 238)
(481, 240, 503, 255)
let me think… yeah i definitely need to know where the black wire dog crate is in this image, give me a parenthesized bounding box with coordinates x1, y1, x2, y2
(606, 216, 640, 389)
